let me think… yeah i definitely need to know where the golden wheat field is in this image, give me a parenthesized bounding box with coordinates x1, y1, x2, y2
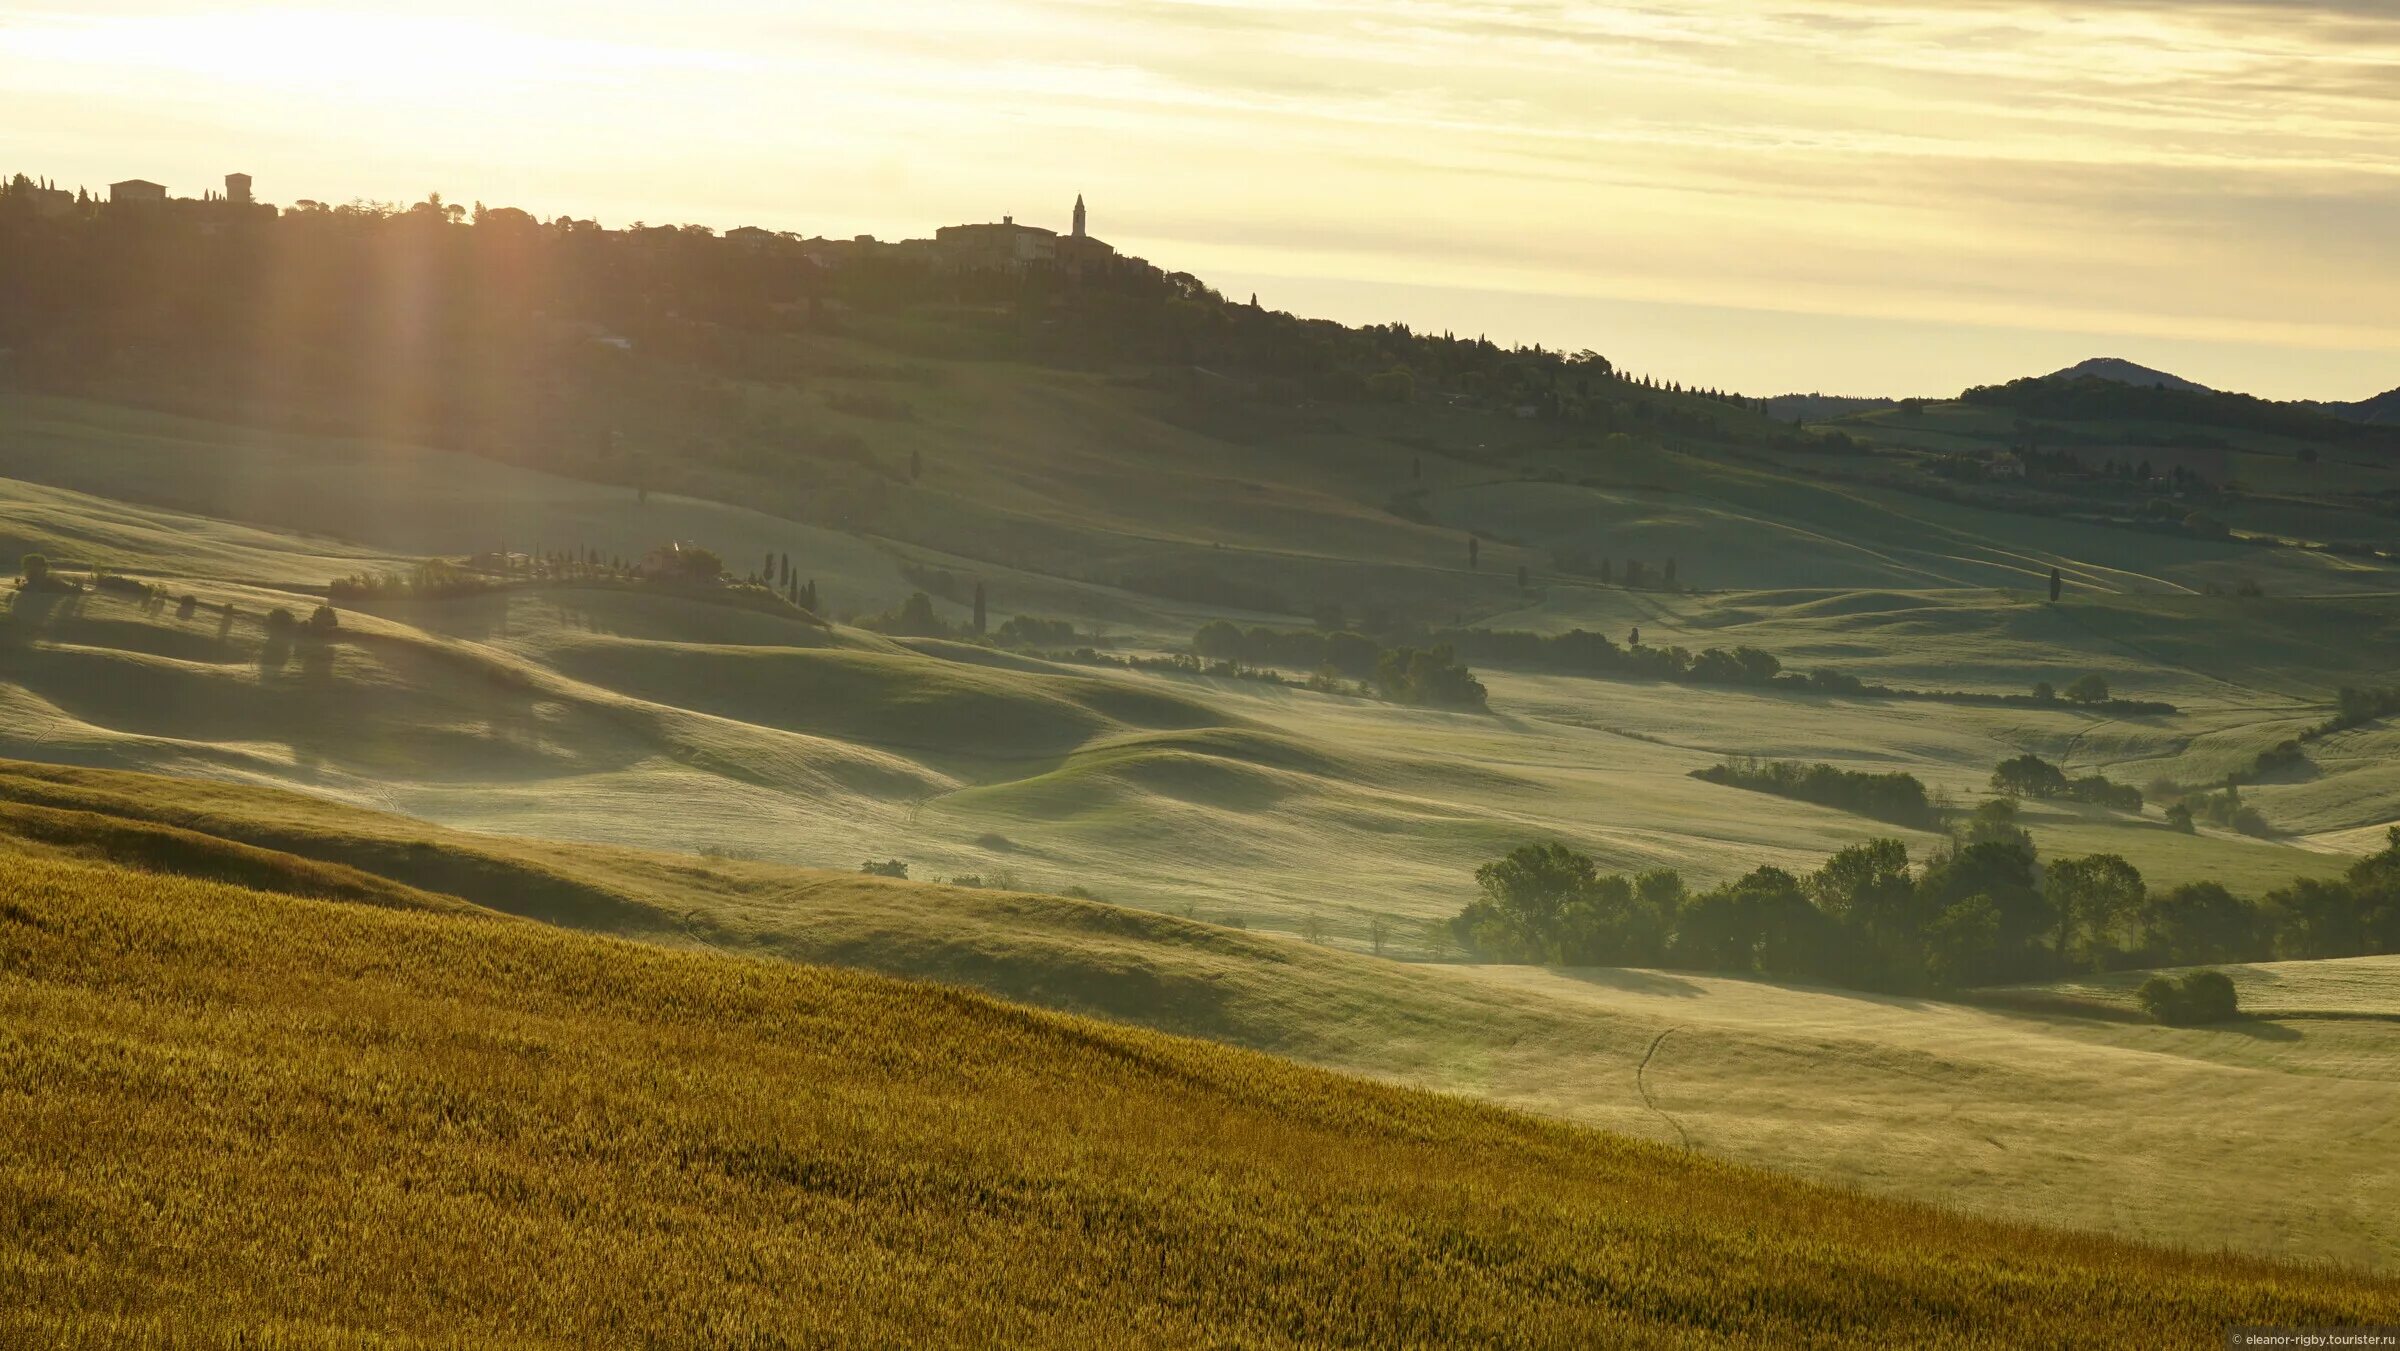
(3, 844, 2397, 1347)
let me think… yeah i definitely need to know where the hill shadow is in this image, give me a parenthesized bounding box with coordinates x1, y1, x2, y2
(2, 585, 87, 641)
(1553, 966, 1706, 998)
(2218, 1017, 2303, 1043)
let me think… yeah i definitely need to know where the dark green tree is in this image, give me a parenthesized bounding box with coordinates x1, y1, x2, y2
(2136, 882, 2256, 965)
(2265, 876, 2365, 959)
(1809, 839, 1916, 952)
(2064, 673, 2111, 705)
(2045, 853, 2143, 970)
(1991, 753, 2069, 799)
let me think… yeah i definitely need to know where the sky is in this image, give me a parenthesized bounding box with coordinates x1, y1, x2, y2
(6, 0, 2400, 400)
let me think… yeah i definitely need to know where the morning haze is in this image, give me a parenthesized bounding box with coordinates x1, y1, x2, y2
(5, 0, 2399, 398)
(4, 1, 2399, 1345)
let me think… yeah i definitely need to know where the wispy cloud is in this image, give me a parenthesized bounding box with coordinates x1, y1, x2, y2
(2, 0, 2396, 394)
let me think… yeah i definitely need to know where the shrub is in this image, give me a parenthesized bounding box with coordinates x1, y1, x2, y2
(19, 552, 47, 584)
(995, 615, 1077, 647)
(2177, 786, 2274, 838)
(2064, 774, 2142, 812)
(1374, 645, 1488, 710)
(2183, 970, 2241, 1022)
(1991, 753, 2069, 799)
(330, 558, 501, 603)
(2138, 970, 2241, 1026)
(858, 591, 948, 638)
(264, 607, 298, 636)
(860, 859, 908, 879)
(641, 543, 725, 583)
(176, 594, 198, 619)
(307, 604, 340, 634)
(1693, 758, 1936, 828)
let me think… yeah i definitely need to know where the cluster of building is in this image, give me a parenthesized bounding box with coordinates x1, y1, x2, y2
(3, 171, 257, 219)
(104, 173, 252, 206)
(30, 173, 1139, 281)
(713, 194, 1147, 280)
(929, 194, 1119, 272)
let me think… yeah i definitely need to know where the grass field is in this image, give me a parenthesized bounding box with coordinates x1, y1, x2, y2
(7, 836, 2398, 1344)
(5, 557, 2370, 931)
(6, 382, 2400, 1297)
(5, 758, 2397, 1274)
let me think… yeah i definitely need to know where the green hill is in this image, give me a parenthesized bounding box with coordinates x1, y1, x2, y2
(6, 826, 2395, 1344)
(5, 459, 2390, 927)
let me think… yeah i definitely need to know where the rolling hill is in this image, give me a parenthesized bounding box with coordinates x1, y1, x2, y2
(5, 757, 2398, 1272)
(6, 817, 2397, 1343)
(5, 206, 2400, 1322)
(2326, 385, 2400, 426)
(5, 480, 2384, 932)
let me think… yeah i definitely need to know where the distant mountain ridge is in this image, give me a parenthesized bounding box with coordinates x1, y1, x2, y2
(2313, 386, 2400, 427)
(2044, 358, 2215, 395)
(2018, 358, 2400, 427)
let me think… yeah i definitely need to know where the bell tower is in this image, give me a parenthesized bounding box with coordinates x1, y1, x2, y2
(1072, 193, 1086, 239)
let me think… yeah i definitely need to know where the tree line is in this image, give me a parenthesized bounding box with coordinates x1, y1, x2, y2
(1189, 621, 1486, 709)
(1439, 625, 2174, 710)
(0, 174, 1844, 503)
(1989, 754, 2143, 813)
(1962, 376, 2399, 454)
(1447, 818, 2400, 995)
(1691, 758, 1939, 829)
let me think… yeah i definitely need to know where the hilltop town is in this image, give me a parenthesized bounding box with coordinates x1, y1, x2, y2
(1, 171, 1150, 282)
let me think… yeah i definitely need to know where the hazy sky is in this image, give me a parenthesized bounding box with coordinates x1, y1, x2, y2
(7, 0, 2400, 399)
